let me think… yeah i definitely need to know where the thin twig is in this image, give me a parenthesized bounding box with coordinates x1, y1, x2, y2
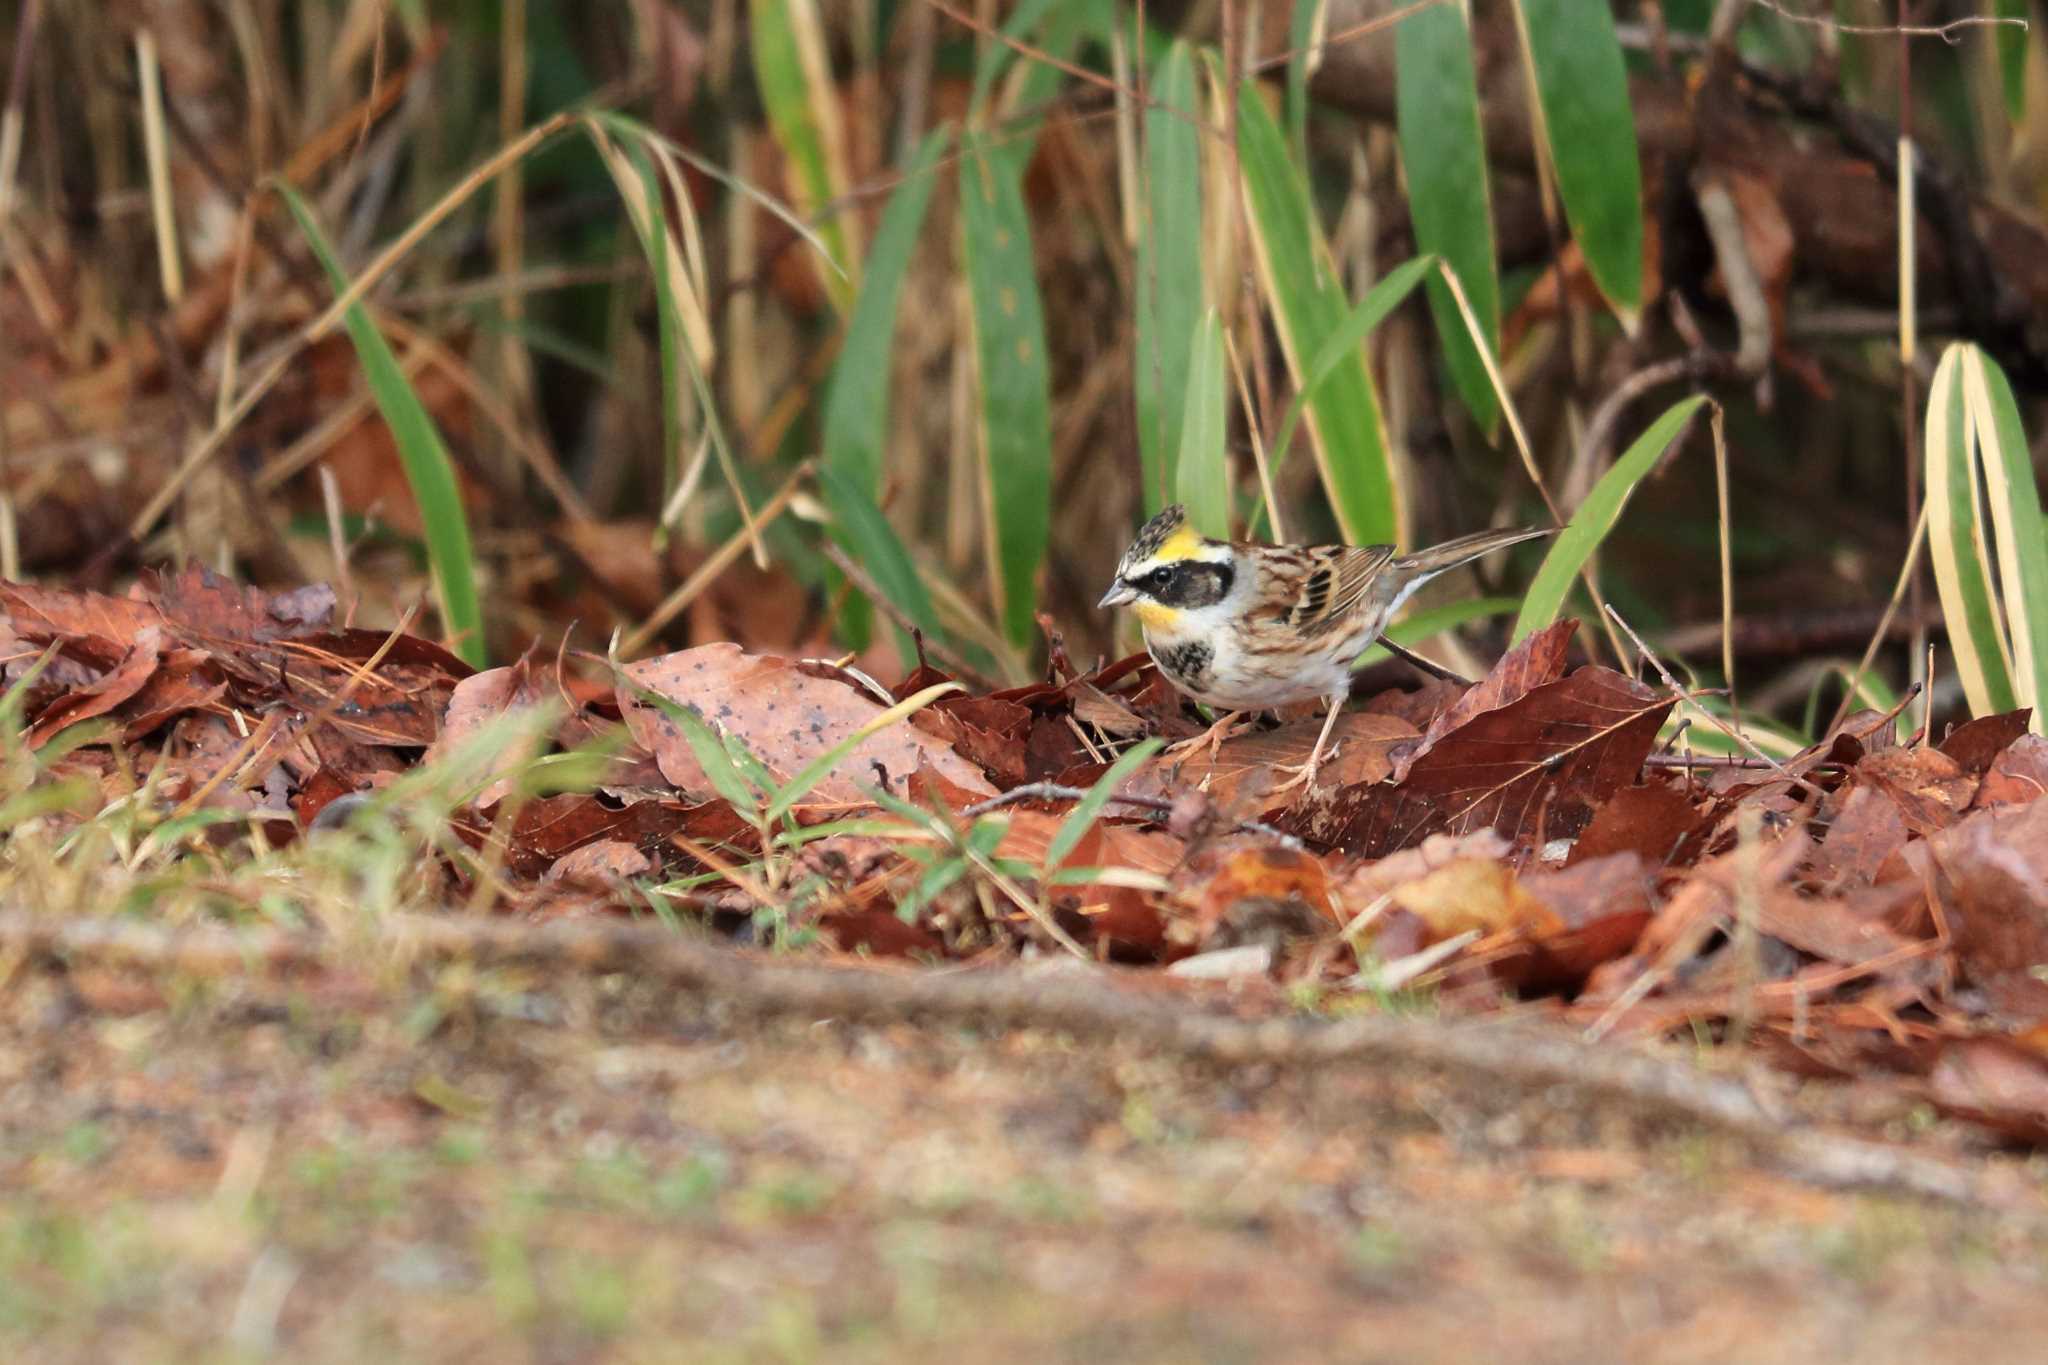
(819, 542, 998, 691)
(1606, 603, 1796, 782)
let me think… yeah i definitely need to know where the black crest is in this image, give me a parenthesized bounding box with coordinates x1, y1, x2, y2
(1124, 503, 1190, 565)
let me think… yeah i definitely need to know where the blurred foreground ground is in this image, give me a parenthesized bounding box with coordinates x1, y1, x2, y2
(6, 962, 2048, 1365)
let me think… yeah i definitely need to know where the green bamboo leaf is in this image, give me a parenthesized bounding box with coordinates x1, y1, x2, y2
(959, 132, 1055, 648)
(1516, 0, 1643, 319)
(1927, 345, 2017, 717)
(1250, 254, 1433, 540)
(823, 129, 949, 498)
(1135, 39, 1205, 516)
(1962, 346, 2048, 731)
(1237, 83, 1401, 547)
(1174, 309, 1229, 538)
(968, 0, 1062, 115)
(820, 128, 950, 656)
(1514, 395, 1706, 640)
(817, 464, 939, 658)
(276, 183, 486, 667)
(748, 0, 858, 312)
(1046, 738, 1163, 871)
(1396, 3, 1500, 433)
(1285, 0, 1326, 168)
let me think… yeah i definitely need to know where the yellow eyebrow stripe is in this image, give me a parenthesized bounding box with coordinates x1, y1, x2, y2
(1155, 525, 1204, 560)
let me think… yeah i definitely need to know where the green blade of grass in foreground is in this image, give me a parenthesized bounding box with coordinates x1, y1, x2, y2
(1135, 38, 1204, 516)
(1396, 2, 1501, 434)
(276, 183, 486, 668)
(1514, 0, 1643, 321)
(1514, 395, 1706, 641)
(1174, 309, 1229, 538)
(1238, 83, 1401, 546)
(820, 127, 951, 658)
(764, 681, 964, 826)
(1045, 737, 1164, 871)
(1962, 345, 2048, 732)
(959, 131, 1055, 649)
(748, 0, 858, 313)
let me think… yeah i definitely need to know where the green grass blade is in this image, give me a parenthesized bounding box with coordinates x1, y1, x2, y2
(1249, 254, 1433, 540)
(1515, 0, 1643, 320)
(817, 465, 940, 659)
(1964, 346, 2048, 730)
(959, 131, 1055, 648)
(1045, 737, 1163, 870)
(1970, 349, 2046, 699)
(1997, 0, 2028, 123)
(1396, 3, 1500, 433)
(1237, 84, 1400, 546)
(1174, 309, 1229, 538)
(823, 128, 949, 499)
(1135, 39, 1205, 516)
(1514, 395, 1705, 640)
(820, 128, 950, 658)
(657, 692, 766, 815)
(968, 0, 1061, 116)
(763, 681, 963, 825)
(1927, 344, 2018, 717)
(748, 0, 858, 313)
(1286, 0, 1326, 168)
(276, 183, 486, 667)
(895, 854, 969, 924)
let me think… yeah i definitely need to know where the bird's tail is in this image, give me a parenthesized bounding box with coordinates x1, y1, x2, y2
(1382, 527, 1553, 621)
(1392, 526, 1552, 578)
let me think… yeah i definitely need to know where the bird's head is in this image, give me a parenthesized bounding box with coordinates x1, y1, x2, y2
(1097, 504, 1238, 629)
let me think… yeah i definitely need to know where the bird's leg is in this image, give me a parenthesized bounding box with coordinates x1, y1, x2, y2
(1269, 696, 1347, 796)
(1166, 709, 1248, 769)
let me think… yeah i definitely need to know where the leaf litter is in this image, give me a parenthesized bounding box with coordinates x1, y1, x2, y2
(12, 574, 2048, 1147)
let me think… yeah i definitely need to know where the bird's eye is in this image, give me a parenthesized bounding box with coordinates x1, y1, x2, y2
(1145, 567, 1172, 587)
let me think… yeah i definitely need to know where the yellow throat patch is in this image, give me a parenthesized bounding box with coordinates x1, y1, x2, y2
(1135, 600, 1183, 631)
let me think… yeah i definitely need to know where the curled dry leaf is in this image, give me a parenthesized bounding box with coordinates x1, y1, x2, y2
(1927, 1035, 2048, 1144)
(1907, 799, 2048, 1021)
(426, 656, 551, 808)
(26, 626, 162, 748)
(1172, 842, 1336, 952)
(544, 839, 657, 887)
(621, 643, 996, 806)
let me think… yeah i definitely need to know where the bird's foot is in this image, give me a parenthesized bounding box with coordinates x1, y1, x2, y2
(1267, 750, 1329, 798)
(1166, 711, 1248, 770)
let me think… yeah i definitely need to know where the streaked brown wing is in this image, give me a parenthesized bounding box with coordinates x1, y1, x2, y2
(1252, 543, 1393, 632)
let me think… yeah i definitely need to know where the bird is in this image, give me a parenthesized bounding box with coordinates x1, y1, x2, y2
(1097, 504, 1550, 794)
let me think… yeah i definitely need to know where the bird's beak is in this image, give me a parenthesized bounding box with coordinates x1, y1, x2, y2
(1097, 580, 1137, 610)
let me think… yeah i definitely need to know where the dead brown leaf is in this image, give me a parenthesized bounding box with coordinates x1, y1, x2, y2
(622, 643, 995, 806)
